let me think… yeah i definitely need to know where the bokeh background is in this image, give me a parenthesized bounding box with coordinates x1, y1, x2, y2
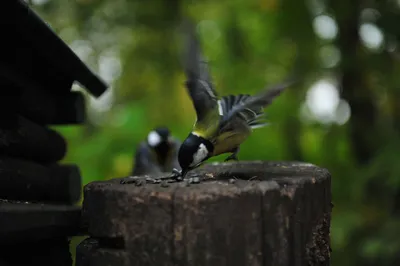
(28, 0, 400, 265)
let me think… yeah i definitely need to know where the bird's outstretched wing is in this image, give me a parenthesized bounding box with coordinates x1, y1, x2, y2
(183, 19, 219, 129)
(219, 94, 266, 129)
(220, 78, 298, 129)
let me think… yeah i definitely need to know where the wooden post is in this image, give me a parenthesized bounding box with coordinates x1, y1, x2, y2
(77, 161, 332, 266)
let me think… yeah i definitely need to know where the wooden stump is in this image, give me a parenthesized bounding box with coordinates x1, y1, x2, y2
(77, 161, 332, 266)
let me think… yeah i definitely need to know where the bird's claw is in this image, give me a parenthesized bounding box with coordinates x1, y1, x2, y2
(224, 154, 239, 162)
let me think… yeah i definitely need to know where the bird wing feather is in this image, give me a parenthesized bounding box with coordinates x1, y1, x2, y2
(220, 78, 297, 130)
(183, 19, 220, 136)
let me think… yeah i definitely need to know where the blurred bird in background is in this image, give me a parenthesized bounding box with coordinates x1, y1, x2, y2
(132, 127, 181, 176)
(172, 20, 297, 180)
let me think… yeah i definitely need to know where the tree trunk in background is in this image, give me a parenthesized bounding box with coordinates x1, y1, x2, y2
(278, 0, 317, 161)
(331, 0, 380, 165)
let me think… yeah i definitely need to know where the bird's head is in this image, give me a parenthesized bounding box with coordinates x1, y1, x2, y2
(178, 132, 214, 177)
(147, 127, 173, 151)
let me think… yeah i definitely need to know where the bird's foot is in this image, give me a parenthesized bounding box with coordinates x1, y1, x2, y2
(224, 148, 240, 162)
(224, 154, 239, 162)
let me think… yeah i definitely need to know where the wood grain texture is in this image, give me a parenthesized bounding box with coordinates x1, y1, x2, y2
(78, 161, 332, 266)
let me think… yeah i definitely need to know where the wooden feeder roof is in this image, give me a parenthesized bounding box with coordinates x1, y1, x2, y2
(0, 0, 108, 98)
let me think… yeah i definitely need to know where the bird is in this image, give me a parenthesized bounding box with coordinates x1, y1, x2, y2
(132, 127, 181, 176)
(172, 20, 297, 180)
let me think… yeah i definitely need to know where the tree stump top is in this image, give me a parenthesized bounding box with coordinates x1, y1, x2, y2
(80, 161, 332, 266)
(87, 160, 328, 189)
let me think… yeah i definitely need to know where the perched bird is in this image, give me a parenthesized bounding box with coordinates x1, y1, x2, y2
(173, 20, 297, 179)
(132, 127, 181, 176)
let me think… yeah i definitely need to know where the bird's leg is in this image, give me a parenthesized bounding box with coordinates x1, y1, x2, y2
(224, 147, 240, 162)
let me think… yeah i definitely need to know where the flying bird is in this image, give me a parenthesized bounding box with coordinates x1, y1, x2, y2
(172, 20, 297, 180)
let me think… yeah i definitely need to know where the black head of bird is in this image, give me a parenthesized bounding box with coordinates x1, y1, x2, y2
(177, 132, 214, 177)
(174, 19, 299, 180)
(147, 127, 173, 161)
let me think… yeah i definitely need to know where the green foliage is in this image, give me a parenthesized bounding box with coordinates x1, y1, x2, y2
(31, 0, 400, 265)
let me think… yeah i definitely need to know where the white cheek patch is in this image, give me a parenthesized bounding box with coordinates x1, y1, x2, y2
(147, 131, 161, 147)
(190, 143, 209, 167)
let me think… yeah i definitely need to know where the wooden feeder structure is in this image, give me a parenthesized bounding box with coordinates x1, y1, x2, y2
(0, 1, 107, 265)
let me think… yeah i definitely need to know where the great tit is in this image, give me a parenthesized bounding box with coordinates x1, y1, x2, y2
(172, 20, 296, 179)
(132, 127, 181, 176)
